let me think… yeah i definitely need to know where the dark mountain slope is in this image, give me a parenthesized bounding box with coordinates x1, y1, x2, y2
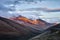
(0, 17, 42, 40)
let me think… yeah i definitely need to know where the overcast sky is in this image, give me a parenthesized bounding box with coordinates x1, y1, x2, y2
(0, 0, 60, 23)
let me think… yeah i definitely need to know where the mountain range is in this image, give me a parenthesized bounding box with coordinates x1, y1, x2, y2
(0, 16, 55, 40)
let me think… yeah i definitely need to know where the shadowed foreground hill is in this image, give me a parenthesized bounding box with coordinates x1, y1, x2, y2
(30, 24, 60, 40)
(0, 17, 42, 40)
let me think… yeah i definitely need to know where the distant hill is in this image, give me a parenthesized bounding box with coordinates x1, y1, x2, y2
(10, 15, 54, 30)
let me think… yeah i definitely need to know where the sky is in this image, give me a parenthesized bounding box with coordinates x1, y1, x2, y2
(0, 0, 60, 23)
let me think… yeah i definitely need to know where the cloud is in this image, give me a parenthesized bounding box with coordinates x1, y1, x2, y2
(46, 8, 60, 12)
(22, 8, 60, 12)
(17, 0, 43, 2)
(0, 4, 8, 11)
